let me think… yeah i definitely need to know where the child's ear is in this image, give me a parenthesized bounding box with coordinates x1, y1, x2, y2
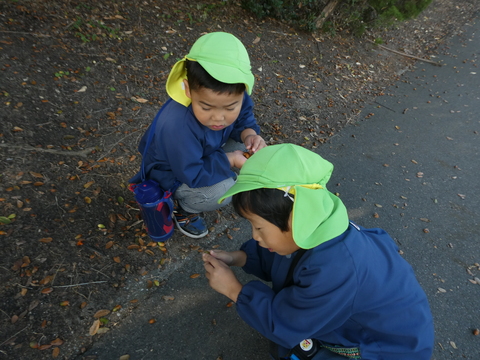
(183, 79, 192, 99)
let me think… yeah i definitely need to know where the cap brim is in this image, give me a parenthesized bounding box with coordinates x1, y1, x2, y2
(218, 181, 261, 203)
(199, 60, 254, 95)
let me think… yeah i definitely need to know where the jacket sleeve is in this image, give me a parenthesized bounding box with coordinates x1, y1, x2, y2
(236, 251, 358, 349)
(140, 104, 235, 189)
(240, 239, 275, 282)
(229, 93, 260, 143)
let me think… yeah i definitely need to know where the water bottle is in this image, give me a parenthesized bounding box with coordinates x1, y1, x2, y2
(130, 180, 175, 242)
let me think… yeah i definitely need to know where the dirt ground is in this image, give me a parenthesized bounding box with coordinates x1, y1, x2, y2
(0, 0, 478, 359)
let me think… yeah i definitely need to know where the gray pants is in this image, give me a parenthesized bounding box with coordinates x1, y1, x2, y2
(174, 139, 243, 214)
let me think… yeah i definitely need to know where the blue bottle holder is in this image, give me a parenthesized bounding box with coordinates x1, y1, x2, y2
(130, 180, 175, 242)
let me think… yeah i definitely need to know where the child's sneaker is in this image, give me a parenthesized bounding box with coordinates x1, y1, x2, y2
(173, 207, 208, 238)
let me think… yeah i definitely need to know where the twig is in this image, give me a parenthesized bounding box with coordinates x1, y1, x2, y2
(0, 326, 29, 347)
(0, 30, 51, 37)
(53, 281, 107, 288)
(0, 143, 96, 157)
(367, 40, 442, 66)
(315, 0, 340, 29)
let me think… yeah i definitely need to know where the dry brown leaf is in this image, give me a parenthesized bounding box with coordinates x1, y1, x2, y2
(119, 355, 130, 360)
(13, 126, 23, 132)
(84, 181, 95, 189)
(148, 318, 156, 324)
(52, 347, 60, 358)
(105, 241, 114, 249)
(39, 344, 52, 350)
(94, 309, 111, 318)
(50, 338, 64, 346)
(41, 287, 53, 294)
(29, 171, 43, 178)
(89, 319, 100, 336)
(190, 273, 200, 279)
(39, 237, 53, 243)
(84, 197, 92, 204)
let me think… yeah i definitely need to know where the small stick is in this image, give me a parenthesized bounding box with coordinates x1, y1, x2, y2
(0, 326, 29, 347)
(53, 281, 107, 288)
(367, 40, 442, 66)
(0, 30, 51, 37)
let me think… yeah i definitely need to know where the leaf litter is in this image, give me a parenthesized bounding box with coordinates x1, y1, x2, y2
(0, 0, 478, 359)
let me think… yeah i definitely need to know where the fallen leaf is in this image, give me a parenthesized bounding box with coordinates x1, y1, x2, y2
(84, 181, 95, 189)
(149, 318, 156, 324)
(113, 256, 121, 263)
(39, 237, 53, 243)
(162, 295, 175, 301)
(89, 319, 100, 336)
(119, 355, 130, 360)
(50, 338, 64, 346)
(97, 327, 110, 334)
(77, 86, 87, 93)
(190, 273, 200, 279)
(94, 309, 111, 318)
(84, 197, 92, 204)
(29, 171, 43, 178)
(132, 97, 148, 103)
(253, 36, 260, 44)
(52, 347, 60, 358)
(39, 344, 52, 350)
(449, 341, 457, 349)
(41, 287, 53, 294)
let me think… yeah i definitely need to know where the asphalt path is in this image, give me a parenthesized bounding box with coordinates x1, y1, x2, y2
(78, 17, 480, 360)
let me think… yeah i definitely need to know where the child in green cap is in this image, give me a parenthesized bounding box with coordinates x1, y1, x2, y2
(202, 144, 434, 359)
(130, 32, 266, 238)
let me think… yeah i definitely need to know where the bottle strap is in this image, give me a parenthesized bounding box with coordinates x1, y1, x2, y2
(140, 98, 171, 181)
(283, 248, 307, 288)
(139, 99, 180, 192)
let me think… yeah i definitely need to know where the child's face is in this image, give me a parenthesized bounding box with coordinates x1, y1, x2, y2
(243, 211, 300, 256)
(184, 80, 244, 131)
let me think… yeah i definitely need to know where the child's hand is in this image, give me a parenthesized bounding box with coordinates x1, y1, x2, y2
(203, 253, 243, 302)
(244, 134, 267, 154)
(207, 250, 235, 266)
(205, 249, 247, 267)
(226, 150, 247, 168)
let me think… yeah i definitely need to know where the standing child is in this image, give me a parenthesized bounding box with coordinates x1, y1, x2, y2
(202, 144, 434, 359)
(130, 32, 266, 238)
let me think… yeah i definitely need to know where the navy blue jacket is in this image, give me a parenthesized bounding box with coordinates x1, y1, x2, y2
(237, 223, 434, 360)
(130, 92, 260, 189)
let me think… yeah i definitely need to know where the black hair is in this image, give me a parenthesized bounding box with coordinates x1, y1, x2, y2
(232, 188, 294, 232)
(185, 60, 246, 95)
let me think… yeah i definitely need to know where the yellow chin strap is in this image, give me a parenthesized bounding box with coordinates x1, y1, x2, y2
(277, 184, 323, 201)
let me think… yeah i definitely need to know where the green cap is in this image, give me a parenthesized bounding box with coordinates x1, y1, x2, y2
(166, 32, 255, 106)
(219, 144, 349, 249)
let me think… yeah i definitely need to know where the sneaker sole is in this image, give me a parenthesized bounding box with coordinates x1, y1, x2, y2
(173, 216, 208, 239)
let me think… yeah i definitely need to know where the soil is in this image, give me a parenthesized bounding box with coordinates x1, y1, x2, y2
(0, 0, 478, 359)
